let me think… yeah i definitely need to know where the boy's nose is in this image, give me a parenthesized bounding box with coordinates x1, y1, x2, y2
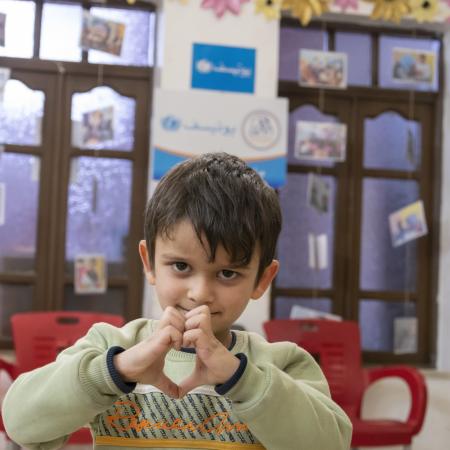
(187, 277, 214, 306)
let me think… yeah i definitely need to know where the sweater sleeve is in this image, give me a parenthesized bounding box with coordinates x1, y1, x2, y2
(1, 324, 127, 450)
(226, 342, 353, 450)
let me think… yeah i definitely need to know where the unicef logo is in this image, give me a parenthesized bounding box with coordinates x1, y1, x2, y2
(241, 110, 280, 150)
(161, 115, 181, 131)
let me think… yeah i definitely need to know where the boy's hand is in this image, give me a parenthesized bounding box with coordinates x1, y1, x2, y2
(113, 306, 185, 398)
(178, 305, 240, 398)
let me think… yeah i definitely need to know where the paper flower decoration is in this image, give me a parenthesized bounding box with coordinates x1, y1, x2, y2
(201, 0, 249, 17)
(333, 0, 358, 11)
(255, 0, 283, 19)
(409, 0, 438, 22)
(282, 0, 330, 26)
(366, 0, 410, 23)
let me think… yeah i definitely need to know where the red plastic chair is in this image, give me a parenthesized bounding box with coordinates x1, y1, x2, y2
(263, 319, 427, 449)
(0, 311, 125, 446)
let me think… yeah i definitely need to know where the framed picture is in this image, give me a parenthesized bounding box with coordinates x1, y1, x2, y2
(80, 11, 125, 56)
(82, 106, 114, 146)
(392, 48, 436, 85)
(74, 254, 107, 294)
(388, 200, 428, 248)
(299, 49, 347, 89)
(295, 120, 347, 162)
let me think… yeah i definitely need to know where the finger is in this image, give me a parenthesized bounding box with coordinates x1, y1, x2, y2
(156, 373, 181, 399)
(184, 312, 211, 332)
(184, 305, 211, 320)
(158, 306, 186, 333)
(154, 325, 183, 352)
(182, 328, 208, 349)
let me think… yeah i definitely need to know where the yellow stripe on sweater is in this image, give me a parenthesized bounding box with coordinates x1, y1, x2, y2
(95, 436, 266, 449)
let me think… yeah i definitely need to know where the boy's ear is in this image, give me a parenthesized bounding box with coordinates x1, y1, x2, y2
(138, 240, 156, 285)
(250, 260, 279, 300)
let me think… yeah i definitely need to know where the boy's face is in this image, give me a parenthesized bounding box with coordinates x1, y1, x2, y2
(139, 220, 279, 346)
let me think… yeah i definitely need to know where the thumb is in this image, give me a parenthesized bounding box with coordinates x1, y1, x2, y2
(155, 373, 181, 399)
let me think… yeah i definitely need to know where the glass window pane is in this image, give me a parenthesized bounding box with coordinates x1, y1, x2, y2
(288, 105, 341, 168)
(0, 80, 44, 146)
(0, 0, 34, 58)
(360, 178, 419, 292)
(0, 154, 40, 272)
(64, 286, 125, 316)
(335, 32, 372, 87)
(277, 173, 335, 289)
(65, 157, 132, 277)
(379, 35, 439, 91)
(274, 297, 332, 319)
(88, 7, 155, 67)
(0, 284, 33, 340)
(359, 299, 416, 352)
(279, 27, 328, 81)
(40, 2, 83, 62)
(364, 111, 421, 171)
(71, 86, 136, 151)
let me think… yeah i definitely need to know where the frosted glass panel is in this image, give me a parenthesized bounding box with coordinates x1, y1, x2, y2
(0, 80, 44, 146)
(0, 284, 33, 340)
(274, 297, 332, 319)
(0, 0, 34, 58)
(71, 86, 136, 151)
(359, 299, 416, 352)
(360, 178, 418, 291)
(288, 105, 340, 168)
(279, 27, 328, 81)
(40, 2, 83, 62)
(335, 32, 372, 87)
(277, 173, 335, 289)
(0, 154, 40, 272)
(65, 157, 132, 277)
(88, 7, 155, 67)
(64, 286, 125, 315)
(379, 35, 439, 91)
(364, 112, 421, 170)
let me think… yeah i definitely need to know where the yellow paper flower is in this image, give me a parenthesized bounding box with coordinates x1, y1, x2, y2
(368, 0, 410, 23)
(282, 0, 330, 26)
(410, 0, 438, 22)
(255, 0, 283, 19)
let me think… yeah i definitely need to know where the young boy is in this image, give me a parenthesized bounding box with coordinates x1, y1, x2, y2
(2, 153, 352, 450)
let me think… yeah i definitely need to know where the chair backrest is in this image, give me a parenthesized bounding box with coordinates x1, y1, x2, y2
(264, 319, 366, 417)
(11, 311, 124, 373)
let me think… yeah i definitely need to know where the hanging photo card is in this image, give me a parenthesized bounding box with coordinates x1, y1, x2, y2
(295, 121, 347, 162)
(82, 105, 114, 146)
(290, 304, 341, 321)
(308, 233, 328, 270)
(0, 13, 5, 47)
(74, 254, 107, 294)
(307, 173, 330, 214)
(0, 67, 10, 103)
(80, 12, 125, 56)
(392, 48, 436, 86)
(393, 317, 418, 354)
(0, 183, 5, 226)
(389, 200, 428, 248)
(299, 49, 347, 89)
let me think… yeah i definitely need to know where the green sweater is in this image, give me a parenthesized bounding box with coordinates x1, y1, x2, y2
(2, 318, 352, 450)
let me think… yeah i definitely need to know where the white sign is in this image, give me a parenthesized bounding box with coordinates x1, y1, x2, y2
(151, 89, 288, 188)
(0, 183, 5, 226)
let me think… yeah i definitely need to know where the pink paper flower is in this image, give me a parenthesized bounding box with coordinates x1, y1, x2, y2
(333, 0, 358, 11)
(201, 0, 250, 17)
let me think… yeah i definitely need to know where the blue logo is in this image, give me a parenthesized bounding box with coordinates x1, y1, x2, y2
(161, 115, 181, 131)
(191, 43, 256, 93)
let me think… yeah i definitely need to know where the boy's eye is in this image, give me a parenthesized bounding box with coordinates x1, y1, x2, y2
(218, 269, 238, 280)
(172, 262, 189, 272)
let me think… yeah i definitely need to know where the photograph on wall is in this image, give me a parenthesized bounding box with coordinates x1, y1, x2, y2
(392, 48, 435, 85)
(389, 200, 428, 248)
(80, 11, 125, 56)
(74, 254, 107, 294)
(0, 183, 5, 226)
(393, 317, 418, 354)
(81, 105, 114, 146)
(0, 67, 10, 103)
(308, 233, 328, 270)
(299, 50, 347, 89)
(307, 173, 330, 214)
(0, 13, 5, 47)
(295, 120, 347, 162)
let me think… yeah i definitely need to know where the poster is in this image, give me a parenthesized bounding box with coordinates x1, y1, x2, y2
(388, 200, 428, 247)
(392, 48, 435, 85)
(74, 254, 107, 294)
(295, 121, 347, 162)
(151, 88, 288, 188)
(80, 11, 125, 56)
(82, 105, 114, 146)
(307, 173, 330, 214)
(299, 49, 347, 89)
